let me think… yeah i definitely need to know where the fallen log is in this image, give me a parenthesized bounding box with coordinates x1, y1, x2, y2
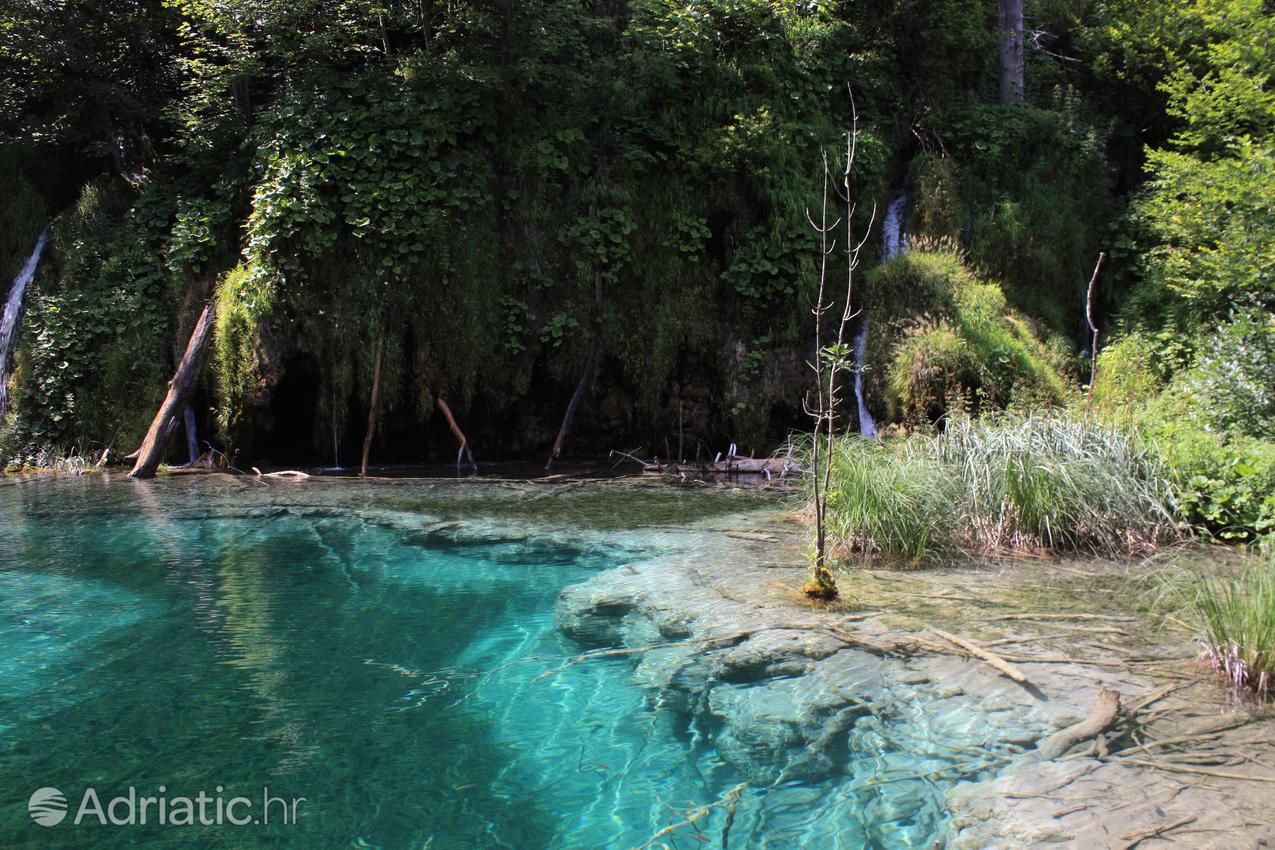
(129, 303, 215, 479)
(644, 457, 793, 477)
(251, 467, 311, 480)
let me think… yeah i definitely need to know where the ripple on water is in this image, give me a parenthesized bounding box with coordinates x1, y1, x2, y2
(1, 474, 961, 849)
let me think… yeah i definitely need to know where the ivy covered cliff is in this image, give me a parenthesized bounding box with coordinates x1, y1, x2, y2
(0, 0, 1270, 498)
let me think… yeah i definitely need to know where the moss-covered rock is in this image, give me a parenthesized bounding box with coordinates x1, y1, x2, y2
(863, 248, 1069, 427)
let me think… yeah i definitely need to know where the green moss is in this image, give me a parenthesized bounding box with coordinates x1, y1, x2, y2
(886, 323, 981, 423)
(865, 249, 1068, 427)
(212, 263, 271, 440)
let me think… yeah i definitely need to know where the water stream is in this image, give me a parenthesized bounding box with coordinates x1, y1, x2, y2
(852, 189, 910, 439)
(0, 228, 50, 415)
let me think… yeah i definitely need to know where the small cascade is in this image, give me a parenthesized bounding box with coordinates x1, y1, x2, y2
(0, 228, 50, 416)
(880, 189, 910, 262)
(853, 189, 909, 438)
(853, 322, 876, 439)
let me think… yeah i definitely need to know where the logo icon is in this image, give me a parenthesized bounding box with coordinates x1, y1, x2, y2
(28, 787, 68, 827)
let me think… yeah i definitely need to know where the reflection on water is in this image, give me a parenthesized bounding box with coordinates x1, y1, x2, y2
(0, 474, 793, 849)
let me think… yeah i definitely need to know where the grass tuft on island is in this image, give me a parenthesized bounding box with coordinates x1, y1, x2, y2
(1193, 552, 1275, 704)
(795, 412, 1180, 563)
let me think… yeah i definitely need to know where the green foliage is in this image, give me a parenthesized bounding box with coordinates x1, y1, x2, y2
(1141, 392, 1275, 544)
(0, 0, 1266, 479)
(8, 179, 168, 454)
(212, 263, 268, 437)
(1118, 0, 1275, 330)
(903, 100, 1113, 335)
(1102, 309, 1275, 544)
(1133, 143, 1274, 323)
(887, 323, 982, 423)
(1090, 332, 1166, 418)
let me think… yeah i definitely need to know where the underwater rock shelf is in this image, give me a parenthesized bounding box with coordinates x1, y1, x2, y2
(556, 513, 1275, 849)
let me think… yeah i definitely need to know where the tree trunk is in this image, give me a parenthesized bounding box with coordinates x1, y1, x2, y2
(998, 0, 1025, 104)
(436, 396, 477, 471)
(546, 271, 603, 472)
(360, 333, 384, 478)
(545, 337, 597, 472)
(129, 303, 215, 479)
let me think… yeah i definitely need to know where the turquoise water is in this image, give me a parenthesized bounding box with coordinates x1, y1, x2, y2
(0, 474, 797, 849)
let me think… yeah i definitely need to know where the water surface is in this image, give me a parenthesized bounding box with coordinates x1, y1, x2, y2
(0, 474, 791, 849)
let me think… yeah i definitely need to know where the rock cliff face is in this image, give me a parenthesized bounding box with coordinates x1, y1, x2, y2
(557, 509, 1275, 848)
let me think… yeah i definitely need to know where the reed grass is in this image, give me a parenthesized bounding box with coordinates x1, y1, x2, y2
(1193, 553, 1275, 703)
(794, 412, 1180, 562)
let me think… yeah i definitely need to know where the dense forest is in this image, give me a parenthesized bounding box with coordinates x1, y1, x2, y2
(0, 0, 1271, 537)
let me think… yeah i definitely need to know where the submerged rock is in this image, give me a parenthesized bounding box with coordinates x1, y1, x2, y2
(555, 511, 1275, 848)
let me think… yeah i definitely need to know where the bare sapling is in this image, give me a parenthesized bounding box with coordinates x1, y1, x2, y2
(803, 91, 876, 600)
(1084, 251, 1106, 405)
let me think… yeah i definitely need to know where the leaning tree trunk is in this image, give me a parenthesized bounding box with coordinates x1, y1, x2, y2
(129, 304, 215, 479)
(998, 0, 1025, 104)
(545, 336, 598, 472)
(545, 272, 603, 472)
(360, 333, 384, 478)
(436, 396, 477, 471)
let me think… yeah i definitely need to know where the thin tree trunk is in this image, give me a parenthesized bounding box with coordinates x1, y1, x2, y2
(998, 0, 1025, 104)
(331, 385, 340, 467)
(360, 334, 384, 478)
(545, 337, 598, 472)
(436, 396, 477, 471)
(1085, 251, 1106, 405)
(545, 271, 603, 472)
(129, 304, 215, 479)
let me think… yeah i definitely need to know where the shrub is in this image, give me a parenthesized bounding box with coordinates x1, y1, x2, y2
(1132, 313, 1275, 543)
(1090, 332, 1166, 419)
(1147, 411, 1275, 543)
(1179, 308, 1275, 442)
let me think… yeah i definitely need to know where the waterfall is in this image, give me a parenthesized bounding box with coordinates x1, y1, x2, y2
(853, 323, 876, 439)
(0, 228, 50, 416)
(853, 189, 909, 438)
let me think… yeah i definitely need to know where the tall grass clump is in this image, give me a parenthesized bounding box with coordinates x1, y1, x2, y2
(1193, 553, 1275, 703)
(932, 414, 1178, 554)
(796, 412, 1180, 563)
(819, 438, 958, 562)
